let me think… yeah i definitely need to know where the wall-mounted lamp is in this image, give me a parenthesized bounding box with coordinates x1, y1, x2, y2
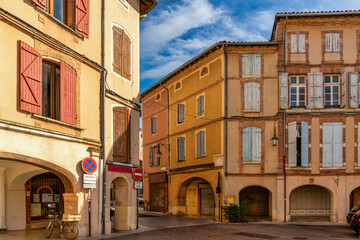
(271, 119, 278, 146)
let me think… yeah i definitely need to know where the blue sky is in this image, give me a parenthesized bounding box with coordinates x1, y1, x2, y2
(139, 0, 359, 92)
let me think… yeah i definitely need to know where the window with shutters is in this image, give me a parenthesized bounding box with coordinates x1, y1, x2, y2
(242, 54, 261, 76)
(244, 82, 260, 110)
(177, 104, 185, 124)
(42, 61, 61, 120)
(196, 130, 205, 158)
(324, 75, 340, 107)
(155, 144, 160, 166)
(118, 0, 129, 9)
(288, 122, 309, 167)
(151, 117, 157, 134)
(322, 122, 343, 167)
(196, 95, 205, 117)
(290, 34, 306, 53)
(325, 33, 340, 53)
(289, 76, 306, 108)
(113, 107, 131, 163)
(149, 146, 153, 167)
(177, 136, 185, 161)
(113, 25, 132, 81)
(242, 127, 261, 162)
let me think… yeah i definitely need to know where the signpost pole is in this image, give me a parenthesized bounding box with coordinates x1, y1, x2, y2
(89, 188, 91, 237)
(136, 188, 139, 230)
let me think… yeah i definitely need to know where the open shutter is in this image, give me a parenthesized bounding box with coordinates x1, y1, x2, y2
(75, 0, 90, 38)
(349, 72, 359, 108)
(60, 62, 76, 125)
(196, 132, 201, 157)
(279, 73, 289, 109)
(112, 26, 123, 75)
(333, 123, 343, 167)
(156, 144, 160, 166)
(123, 33, 131, 80)
(18, 41, 42, 115)
(200, 96, 204, 115)
(341, 69, 346, 107)
(333, 33, 340, 53)
(149, 146, 153, 167)
(32, 0, 47, 10)
(308, 73, 314, 109)
(314, 72, 324, 109)
(253, 128, 262, 162)
(288, 122, 297, 167)
(242, 54, 249, 76)
(325, 33, 332, 52)
(322, 123, 333, 167)
(242, 127, 251, 162)
(254, 54, 261, 76)
(358, 122, 360, 166)
(298, 34, 306, 53)
(301, 122, 309, 167)
(290, 34, 298, 53)
(244, 83, 252, 110)
(201, 131, 205, 156)
(113, 107, 129, 163)
(253, 83, 260, 110)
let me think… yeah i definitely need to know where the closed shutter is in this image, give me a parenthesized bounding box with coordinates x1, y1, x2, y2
(242, 54, 249, 76)
(197, 96, 204, 115)
(242, 127, 251, 162)
(60, 62, 76, 125)
(254, 54, 261, 76)
(112, 26, 123, 76)
(149, 146, 153, 167)
(18, 40, 42, 115)
(113, 107, 130, 163)
(358, 122, 360, 166)
(298, 34, 306, 53)
(288, 122, 297, 167)
(290, 34, 298, 53)
(314, 72, 324, 109)
(178, 104, 185, 123)
(156, 144, 160, 166)
(32, 0, 47, 10)
(253, 82, 260, 110)
(333, 123, 343, 167)
(196, 132, 200, 157)
(244, 83, 252, 110)
(123, 33, 131, 80)
(200, 131, 205, 156)
(75, 0, 90, 38)
(151, 117, 156, 133)
(301, 121, 309, 167)
(177, 137, 185, 161)
(279, 73, 289, 109)
(341, 69, 346, 107)
(322, 123, 333, 167)
(253, 127, 261, 162)
(325, 33, 332, 52)
(200, 96, 204, 115)
(349, 72, 359, 108)
(308, 73, 315, 109)
(332, 33, 340, 53)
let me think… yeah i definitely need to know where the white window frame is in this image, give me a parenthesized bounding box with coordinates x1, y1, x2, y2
(324, 75, 340, 107)
(290, 34, 306, 53)
(289, 76, 306, 108)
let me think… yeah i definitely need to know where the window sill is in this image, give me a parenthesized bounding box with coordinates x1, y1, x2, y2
(354, 166, 360, 170)
(290, 52, 306, 54)
(242, 161, 261, 164)
(285, 167, 311, 170)
(243, 109, 260, 113)
(196, 155, 206, 159)
(35, 6, 83, 39)
(319, 167, 346, 170)
(32, 114, 83, 131)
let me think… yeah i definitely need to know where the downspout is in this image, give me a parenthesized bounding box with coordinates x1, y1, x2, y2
(223, 43, 228, 176)
(101, 0, 107, 234)
(283, 16, 288, 223)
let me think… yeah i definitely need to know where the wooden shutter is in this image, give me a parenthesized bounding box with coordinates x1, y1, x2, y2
(358, 122, 360, 166)
(244, 83, 252, 110)
(156, 144, 160, 166)
(333, 123, 343, 167)
(253, 127, 261, 162)
(178, 104, 185, 123)
(253, 82, 260, 110)
(349, 72, 359, 108)
(279, 73, 289, 109)
(149, 146, 153, 167)
(288, 122, 297, 167)
(290, 34, 298, 53)
(177, 137, 185, 161)
(75, 0, 90, 38)
(301, 121, 309, 167)
(197, 96, 204, 115)
(242, 54, 249, 76)
(151, 117, 156, 133)
(113, 107, 130, 163)
(32, 0, 47, 10)
(332, 33, 340, 53)
(242, 127, 251, 162)
(200, 96, 204, 115)
(113, 26, 123, 76)
(314, 72, 324, 109)
(18, 40, 42, 115)
(325, 33, 332, 53)
(60, 62, 76, 125)
(123, 33, 131, 80)
(298, 34, 306, 53)
(254, 54, 261, 76)
(322, 123, 333, 167)
(308, 73, 315, 109)
(196, 132, 201, 157)
(341, 69, 346, 107)
(200, 131, 205, 156)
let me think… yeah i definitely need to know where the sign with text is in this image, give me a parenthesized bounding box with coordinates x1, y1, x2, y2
(134, 181, 142, 189)
(132, 168, 143, 181)
(83, 174, 97, 189)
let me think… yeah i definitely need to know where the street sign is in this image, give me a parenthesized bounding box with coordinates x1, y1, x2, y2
(134, 181, 142, 189)
(83, 174, 97, 189)
(132, 168, 143, 181)
(83, 183, 96, 189)
(82, 157, 97, 174)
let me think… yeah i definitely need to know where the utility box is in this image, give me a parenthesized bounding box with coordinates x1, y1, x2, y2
(63, 193, 80, 215)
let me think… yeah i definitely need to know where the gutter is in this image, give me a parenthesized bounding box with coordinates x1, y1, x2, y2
(223, 43, 228, 176)
(283, 16, 288, 223)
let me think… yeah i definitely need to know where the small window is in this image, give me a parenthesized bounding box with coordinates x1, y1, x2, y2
(288, 122, 309, 167)
(197, 95, 205, 117)
(42, 61, 61, 120)
(113, 25, 132, 80)
(151, 117, 157, 134)
(201, 67, 208, 76)
(242, 54, 261, 76)
(244, 82, 260, 110)
(290, 34, 306, 53)
(324, 75, 340, 107)
(289, 76, 306, 108)
(178, 104, 185, 123)
(325, 33, 340, 53)
(196, 131, 205, 158)
(177, 137, 185, 161)
(322, 122, 343, 167)
(242, 127, 261, 162)
(175, 82, 182, 90)
(156, 94, 161, 101)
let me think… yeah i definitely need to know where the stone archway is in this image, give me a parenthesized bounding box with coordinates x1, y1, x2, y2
(350, 187, 360, 210)
(239, 186, 272, 218)
(111, 177, 128, 231)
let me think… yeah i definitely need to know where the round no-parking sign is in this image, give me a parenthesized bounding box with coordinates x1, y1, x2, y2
(82, 157, 97, 174)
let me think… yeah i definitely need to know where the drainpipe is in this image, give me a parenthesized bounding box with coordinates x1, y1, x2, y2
(283, 16, 288, 223)
(101, 0, 107, 234)
(223, 42, 228, 176)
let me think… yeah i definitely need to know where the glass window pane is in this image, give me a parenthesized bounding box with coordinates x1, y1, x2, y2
(54, 0, 64, 23)
(333, 101, 339, 105)
(333, 86, 339, 93)
(291, 95, 297, 101)
(333, 76, 339, 83)
(291, 88, 297, 93)
(325, 76, 331, 83)
(325, 86, 331, 93)
(299, 87, 305, 93)
(325, 101, 331, 106)
(299, 102, 305, 106)
(325, 94, 331, 101)
(299, 77, 305, 84)
(290, 77, 297, 84)
(42, 63, 52, 118)
(333, 94, 339, 100)
(290, 102, 296, 107)
(299, 95, 305, 101)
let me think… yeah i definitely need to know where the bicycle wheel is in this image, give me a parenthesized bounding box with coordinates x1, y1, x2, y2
(63, 221, 79, 240)
(44, 221, 54, 238)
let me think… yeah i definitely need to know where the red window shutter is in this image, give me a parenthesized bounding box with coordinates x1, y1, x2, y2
(60, 62, 77, 125)
(75, 0, 90, 38)
(18, 40, 42, 115)
(32, 0, 47, 11)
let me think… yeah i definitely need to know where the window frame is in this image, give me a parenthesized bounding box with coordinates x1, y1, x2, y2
(242, 53, 261, 77)
(42, 60, 61, 121)
(289, 76, 306, 108)
(46, 0, 67, 24)
(242, 127, 262, 162)
(177, 103, 185, 124)
(196, 94, 205, 117)
(324, 75, 340, 107)
(151, 117, 157, 134)
(195, 130, 206, 158)
(324, 33, 341, 53)
(177, 136, 186, 161)
(290, 34, 306, 53)
(244, 82, 260, 110)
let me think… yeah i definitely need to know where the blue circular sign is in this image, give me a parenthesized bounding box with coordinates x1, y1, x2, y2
(82, 157, 97, 174)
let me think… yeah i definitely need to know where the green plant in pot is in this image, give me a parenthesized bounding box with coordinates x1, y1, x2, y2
(224, 199, 248, 222)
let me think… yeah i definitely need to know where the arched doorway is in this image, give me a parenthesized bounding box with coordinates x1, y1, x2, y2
(350, 187, 360, 209)
(239, 186, 272, 220)
(290, 185, 331, 221)
(110, 177, 128, 231)
(26, 172, 65, 229)
(178, 177, 215, 217)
